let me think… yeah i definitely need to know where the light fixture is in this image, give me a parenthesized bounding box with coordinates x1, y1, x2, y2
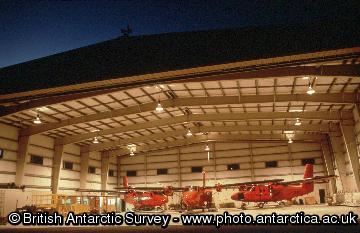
(33, 113, 42, 124)
(155, 100, 164, 113)
(284, 130, 295, 144)
(186, 128, 193, 137)
(306, 77, 316, 95)
(307, 85, 315, 95)
(128, 144, 137, 156)
(204, 144, 210, 151)
(92, 136, 99, 144)
(294, 118, 302, 126)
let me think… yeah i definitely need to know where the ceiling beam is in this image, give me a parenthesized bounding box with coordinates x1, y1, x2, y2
(55, 110, 350, 145)
(21, 93, 356, 136)
(1, 63, 359, 118)
(84, 123, 337, 152)
(108, 133, 327, 157)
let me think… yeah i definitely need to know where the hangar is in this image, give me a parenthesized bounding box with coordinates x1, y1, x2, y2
(0, 19, 360, 227)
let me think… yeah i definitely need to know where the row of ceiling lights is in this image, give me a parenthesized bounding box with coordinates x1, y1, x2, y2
(31, 77, 315, 154)
(126, 77, 316, 154)
(32, 77, 317, 125)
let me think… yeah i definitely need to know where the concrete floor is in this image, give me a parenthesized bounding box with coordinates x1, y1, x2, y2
(1, 204, 359, 233)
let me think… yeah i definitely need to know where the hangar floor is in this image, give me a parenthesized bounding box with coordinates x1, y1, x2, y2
(1, 204, 359, 233)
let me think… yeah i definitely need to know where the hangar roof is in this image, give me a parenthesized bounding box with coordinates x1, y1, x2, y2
(0, 19, 359, 96)
(0, 20, 360, 156)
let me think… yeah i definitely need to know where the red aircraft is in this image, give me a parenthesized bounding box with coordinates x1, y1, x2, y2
(115, 172, 216, 212)
(116, 176, 174, 211)
(179, 171, 216, 212)
(116, 174, 216, 212)
(77, 176, 175, 212)
(216, 164, 335, 209)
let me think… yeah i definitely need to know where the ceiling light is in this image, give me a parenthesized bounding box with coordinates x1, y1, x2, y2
(186, 128, 193, 137)
(204, 144, 210, 151)
(307, 85, 315, 95)
(155, 101, 164, 113)
(284, 130, 294, 134)
(288, 138, 293, 144)
(128, 144, 137, 156)
(92, 136, 99, 144)
(33, 114, 42, 124)
(294, 118, 302, 126)
(289, 109, 305, 112)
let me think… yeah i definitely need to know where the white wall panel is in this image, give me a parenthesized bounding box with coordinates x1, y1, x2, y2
(119, 141, 329, 206)
(0, 174, 15, 183)
(147, 154, 178, 163)
(0, 123, 18, 140)
(215, 149, 251, 158)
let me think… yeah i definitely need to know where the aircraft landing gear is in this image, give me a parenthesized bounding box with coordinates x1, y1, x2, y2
(257, 202, 265, 208)
(240, 203, 247, 210)
(155, 206, 164, 212)
(277, 201, 285, 207)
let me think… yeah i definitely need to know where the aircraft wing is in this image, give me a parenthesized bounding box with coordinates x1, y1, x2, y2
(0, 182, 25, 189)
(279, 175, 337, 185)
(76, 188, 127, 194)
(209, 179, 284, 189)
(114, 186, 184, 192)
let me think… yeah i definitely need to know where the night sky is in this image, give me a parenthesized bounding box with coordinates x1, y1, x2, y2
(0, 0, 359, 68)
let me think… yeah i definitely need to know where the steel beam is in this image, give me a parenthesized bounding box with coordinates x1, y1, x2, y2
(1, 61, 359, 117)
(79, 148, 90, 189)
(15, 135, 30, 186)
(108, 133, 326, 157)
(86, 124, 334, 152)
(56, 112, 347, 145)
(340, 123, 360, 191)
(51, 144, 64, 194)
(20, 93, 356, 136)
(101, 151, 110, 191)
(320, 139, 337, 194)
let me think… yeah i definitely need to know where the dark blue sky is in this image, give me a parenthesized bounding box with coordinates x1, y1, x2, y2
(0, 0, 359, 68)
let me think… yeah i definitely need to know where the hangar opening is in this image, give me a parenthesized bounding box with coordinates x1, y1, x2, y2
(0, 19, 359, 228)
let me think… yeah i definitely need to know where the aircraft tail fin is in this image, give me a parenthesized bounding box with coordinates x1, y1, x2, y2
(302, 164, 314, 193)
(303, 164, 313, 179)
(123, 176, 129, 188)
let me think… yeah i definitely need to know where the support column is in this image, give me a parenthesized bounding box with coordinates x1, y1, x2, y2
(144, 152, 147, 186)
(15, 135, 30, 186)
(79, 147, 90, 189)
(101, 151, 110, 190)
(288, 143, 294, 180)
(340, 123, 360, 191)
(320, 139, 337, 194)
(249, 142, 255, 182)
(329, 131, 347, 192)
(177, 148, 181, 187)
(213, 142, 217, 181)
(51, 144, 64, 194)
(117, 156, 121, 188)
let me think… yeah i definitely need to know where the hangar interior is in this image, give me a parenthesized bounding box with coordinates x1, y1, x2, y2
(0, 20, 360, 215)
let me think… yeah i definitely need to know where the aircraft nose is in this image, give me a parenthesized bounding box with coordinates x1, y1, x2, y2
(231, 193, 238, 200)
(231, 192, 244, 200)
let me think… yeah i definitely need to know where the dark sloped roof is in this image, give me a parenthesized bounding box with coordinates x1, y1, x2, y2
(1, 19, 360, 95)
